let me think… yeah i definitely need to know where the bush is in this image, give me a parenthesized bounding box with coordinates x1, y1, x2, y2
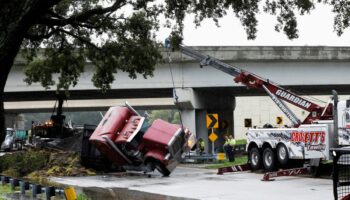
(0, 150, 49, 177)
(0, 149, 95, 179)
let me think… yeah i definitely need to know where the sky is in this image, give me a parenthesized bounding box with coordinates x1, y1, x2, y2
(158, 3, 350, 46)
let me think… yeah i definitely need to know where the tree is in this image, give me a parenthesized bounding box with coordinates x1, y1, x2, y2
(0, 0, 349, 144)
(148, 110, 180, 124)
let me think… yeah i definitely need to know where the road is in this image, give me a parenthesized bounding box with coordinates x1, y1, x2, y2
(50, 165, 333, 200)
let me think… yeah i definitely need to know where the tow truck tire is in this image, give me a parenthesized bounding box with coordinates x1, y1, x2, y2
(276, 144, 289, 166)
(249, 147, 262, 171)
(154, 161, 171, 177)
(263, 147, 276, 171)
(6, 143, 13, 152)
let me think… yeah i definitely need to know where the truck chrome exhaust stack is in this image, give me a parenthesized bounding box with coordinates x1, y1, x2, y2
(332, 90, 338, 137)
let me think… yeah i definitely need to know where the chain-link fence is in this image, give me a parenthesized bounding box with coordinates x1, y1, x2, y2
(332, 148, 350, 200)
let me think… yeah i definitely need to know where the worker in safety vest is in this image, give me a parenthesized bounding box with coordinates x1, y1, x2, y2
(224, 135, 236, 162)
(228, 135, 236, 146)
(197, 138, 205, 155)
(228, 135, 236, 162)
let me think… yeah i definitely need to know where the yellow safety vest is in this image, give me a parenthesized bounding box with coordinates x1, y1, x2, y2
(199, 141, 205, 149)
(229, 139, 236, 146)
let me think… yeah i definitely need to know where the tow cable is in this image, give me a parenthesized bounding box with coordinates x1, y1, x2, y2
(165, 38, 184, 130)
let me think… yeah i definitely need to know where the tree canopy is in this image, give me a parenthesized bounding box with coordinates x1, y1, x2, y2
(15, 0, 350, 92)
(148, 110, 180, 124)
(0, 0, 349, 144)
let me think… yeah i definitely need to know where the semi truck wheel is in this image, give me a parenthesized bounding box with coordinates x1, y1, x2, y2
(249, 147, 262, 171)
(154, 161, 171, 177)
(263, 148, 276, 171)
(276, 144, 289, 166)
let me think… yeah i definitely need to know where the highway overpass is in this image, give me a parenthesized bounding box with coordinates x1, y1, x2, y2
(5, 46, 350, 152)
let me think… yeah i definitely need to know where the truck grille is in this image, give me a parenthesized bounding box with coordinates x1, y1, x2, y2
(168, 129, 185, 157)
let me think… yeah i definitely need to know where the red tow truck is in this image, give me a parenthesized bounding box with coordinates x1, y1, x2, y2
(89, 103, 196, 176)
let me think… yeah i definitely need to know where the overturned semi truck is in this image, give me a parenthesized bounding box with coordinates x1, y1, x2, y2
(89, 103, 196, 176)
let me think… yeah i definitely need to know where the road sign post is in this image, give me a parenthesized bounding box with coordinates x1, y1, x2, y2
(206, 114, 219, 129)
(211, 128, 215, 154)
(221, 120, 229, 130)
(207, 113, 219, 155)
(276, 116, 283, 125)
(208, 128, 218, 154)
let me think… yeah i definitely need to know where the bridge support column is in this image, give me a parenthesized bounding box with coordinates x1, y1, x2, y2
(179, 109, 208, 152)
(5, 113, 25, 129)
(176, 88, 235, 154)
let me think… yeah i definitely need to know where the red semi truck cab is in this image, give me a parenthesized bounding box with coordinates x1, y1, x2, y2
(89, 105, 196, 176)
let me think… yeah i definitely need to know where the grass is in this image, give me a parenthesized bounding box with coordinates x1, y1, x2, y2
(0, 185, 11, 194)
(235, 139, 247, 145)
(77, 193, 89, 200)
(205, 155, 248, 169)
(0, 185, 12, 200)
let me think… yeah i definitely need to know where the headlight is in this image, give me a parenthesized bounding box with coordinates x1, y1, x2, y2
(186, 133, 196, 149)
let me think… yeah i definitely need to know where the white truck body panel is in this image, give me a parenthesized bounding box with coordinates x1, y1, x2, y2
(337, 101, 350, 145)
(247, 124, 334, 160)
(247, 100, 350, 162)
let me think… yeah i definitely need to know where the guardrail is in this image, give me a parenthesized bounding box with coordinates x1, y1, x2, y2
(0, 175, 76, 200)
(183, 144, 247, 163)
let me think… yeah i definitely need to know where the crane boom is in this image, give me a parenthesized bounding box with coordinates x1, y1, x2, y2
(178, 45, 332, 127)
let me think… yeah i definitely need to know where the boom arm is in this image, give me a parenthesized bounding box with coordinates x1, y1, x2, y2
(178, 45, 332, 127)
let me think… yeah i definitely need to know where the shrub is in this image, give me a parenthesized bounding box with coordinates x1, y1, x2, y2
(0, 150, 49, 177)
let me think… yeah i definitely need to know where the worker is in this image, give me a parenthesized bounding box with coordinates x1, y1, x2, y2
(197, 138, 205, 155)
(223, 135, 231, 161)
(224, 135, 236, 162)
(228, 135, 236, 162)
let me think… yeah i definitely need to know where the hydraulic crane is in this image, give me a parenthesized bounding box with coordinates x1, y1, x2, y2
(176, 44, 333, 127)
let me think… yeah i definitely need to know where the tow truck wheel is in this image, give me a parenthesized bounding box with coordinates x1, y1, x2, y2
(263, 147, 276, 171)
(276, 144, 289, 166)
(154, 161, 170, 177)
(249, 147, 262, 171)
(6, 143, 13, 152)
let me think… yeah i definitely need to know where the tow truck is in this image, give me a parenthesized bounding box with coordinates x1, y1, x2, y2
(172, 43, 350, 174)
(89, 103, 196, 176)
(0, 128, 26, 151)
(32, 93, 74, 140)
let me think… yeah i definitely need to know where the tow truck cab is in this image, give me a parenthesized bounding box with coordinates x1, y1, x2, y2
(89, 105, 196, 176)
(1, 128, 16, 151)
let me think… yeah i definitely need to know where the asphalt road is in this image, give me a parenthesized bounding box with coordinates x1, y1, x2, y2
(51, 166, 333, 200)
